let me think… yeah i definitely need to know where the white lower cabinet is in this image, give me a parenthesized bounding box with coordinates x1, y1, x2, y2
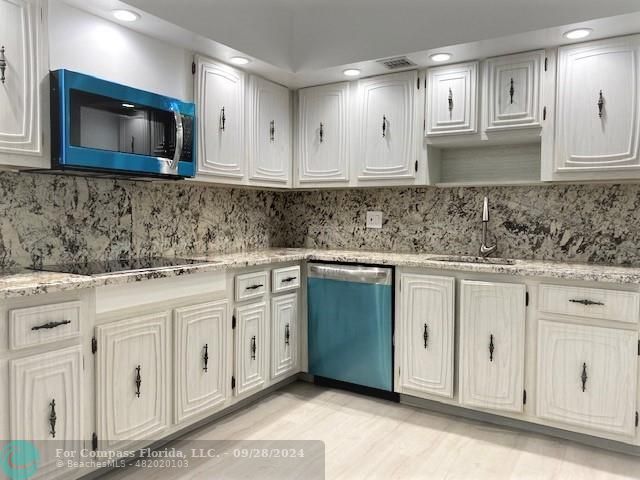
(537, 320, 638, 437)
(271, 293, 299, 381)
(397, 273, 455, 398)
(459, 280, 526, 413)
(174, 300, 231, 424)
(95, 311, 170, 448)
(234, 301, 268, 397)
(10, 345, 82, 479)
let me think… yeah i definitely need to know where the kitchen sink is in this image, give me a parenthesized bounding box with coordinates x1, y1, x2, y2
(429, 255, 516, 266)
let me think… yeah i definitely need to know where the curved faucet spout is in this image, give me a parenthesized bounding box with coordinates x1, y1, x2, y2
(479, 197, 497, 257)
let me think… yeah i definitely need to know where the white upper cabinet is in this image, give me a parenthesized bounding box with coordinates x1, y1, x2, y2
(355, 70, 422, 184)
(248, 75, 291, 186)
(194, 56, 246, 183)
(426, 62, 478, 136)
(459, 280, 526, 413)
(397, 273, 455, 399)
(550, 35, 640, 179)
(296, 82, 350, 186)
(483, 51, 544, 132)
(0, 0, 48, 168)
(537, 320, 638, 437)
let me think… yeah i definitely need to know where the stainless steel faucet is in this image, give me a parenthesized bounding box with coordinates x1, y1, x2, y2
(479, 197, 497, 257)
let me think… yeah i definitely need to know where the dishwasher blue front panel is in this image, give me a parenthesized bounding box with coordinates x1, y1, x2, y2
(307, 273, 393, 392)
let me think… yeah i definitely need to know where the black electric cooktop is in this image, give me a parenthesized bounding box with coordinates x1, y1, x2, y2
(29, 257, 208, 276)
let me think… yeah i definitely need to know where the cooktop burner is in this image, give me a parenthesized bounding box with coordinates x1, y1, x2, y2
(29, 257, 208, 276)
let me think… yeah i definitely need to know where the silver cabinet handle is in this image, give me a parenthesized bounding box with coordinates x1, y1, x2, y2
(597, 90, 604, 118)
(0, 46, 6, 84)
(171, 109, 183, 170)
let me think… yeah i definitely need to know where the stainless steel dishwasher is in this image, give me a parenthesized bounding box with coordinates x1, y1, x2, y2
(307, 263, 393, 393)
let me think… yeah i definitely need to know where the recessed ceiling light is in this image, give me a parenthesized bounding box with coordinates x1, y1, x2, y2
(230, 56, 251, 65)
(563, 28, 592, 40)
(343, 68, 361, 77)
(112, 9, 140, 22)
(430, 53, 452, 62)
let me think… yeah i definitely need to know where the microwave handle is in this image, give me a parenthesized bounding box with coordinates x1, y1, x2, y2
(171, 110, 184, 170)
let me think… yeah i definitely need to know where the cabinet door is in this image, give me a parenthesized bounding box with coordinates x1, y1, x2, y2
(554, 35, 640, 175)
(195, 56, 246, 182)
(297, 82, 350, 185)
(96, 311, 169, 448)
(459, 280, 526, 412)
(0, 0, 48, 165)
(271, 293, 299, 381)
(234, 301, 268, 397)
(426, 62, 478, 136)
(398, 274, 455, 398)
(537, 320, 638, 437)
(355, 71, 420, 183)
(248, 75, 291, 186)
(174, 300, 230, 424)
(10, 346, 82, 479)
(484, 51, 544, 131)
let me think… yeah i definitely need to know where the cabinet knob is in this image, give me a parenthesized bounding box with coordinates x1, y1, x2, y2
(49, 399, 57, 438)
(0, 46, 6, 84)
(489, 334, 495, 362)
(135, 365, 142, 398)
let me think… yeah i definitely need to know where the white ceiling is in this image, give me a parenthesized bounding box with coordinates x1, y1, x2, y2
(63, 0, 640, 88)
(124, 0, 640, 70)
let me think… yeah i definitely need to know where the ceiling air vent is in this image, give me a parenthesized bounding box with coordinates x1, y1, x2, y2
(377, 56, 417, 70)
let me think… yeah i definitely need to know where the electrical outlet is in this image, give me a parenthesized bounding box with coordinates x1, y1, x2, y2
(366, 211, 383, 229)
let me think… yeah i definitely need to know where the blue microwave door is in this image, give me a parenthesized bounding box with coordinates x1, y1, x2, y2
(52, 69, 196, 177)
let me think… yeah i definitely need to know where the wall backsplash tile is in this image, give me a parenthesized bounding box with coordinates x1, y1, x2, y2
(0, 171, 639, 268)
(0, 172, 286, 269)
(280, 185, 640, 266)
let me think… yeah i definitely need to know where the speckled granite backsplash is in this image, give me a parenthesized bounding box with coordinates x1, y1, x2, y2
(280, 185, 640, 266)
(0, 172, 286, 269)
(1, 171, 639, 268)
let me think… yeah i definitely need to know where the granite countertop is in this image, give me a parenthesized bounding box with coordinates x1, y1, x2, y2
(2, 248, 640, 299)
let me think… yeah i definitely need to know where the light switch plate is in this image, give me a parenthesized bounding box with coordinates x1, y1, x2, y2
(366, 211, 383, 229)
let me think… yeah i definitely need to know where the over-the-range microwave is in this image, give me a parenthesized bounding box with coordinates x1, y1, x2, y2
(50, 69, 195, 179)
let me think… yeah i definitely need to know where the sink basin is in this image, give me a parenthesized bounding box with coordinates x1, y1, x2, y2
(429, 255, 516, 266)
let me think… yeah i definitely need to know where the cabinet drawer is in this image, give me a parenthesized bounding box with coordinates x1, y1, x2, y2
(272, 266, 300, 293)
(539, 284, 640, 324)
(235, 271, 269, 302)
(537, 320, 638, 437)
(9, 301, 82, 350)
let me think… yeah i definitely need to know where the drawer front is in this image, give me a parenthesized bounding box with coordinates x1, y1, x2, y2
(235, 271, 269, 302)
(539, 284, 640, 324)
(9, 301, 82, 350)
(537, 320, 638, 437)
(272, 266, 300, 293)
